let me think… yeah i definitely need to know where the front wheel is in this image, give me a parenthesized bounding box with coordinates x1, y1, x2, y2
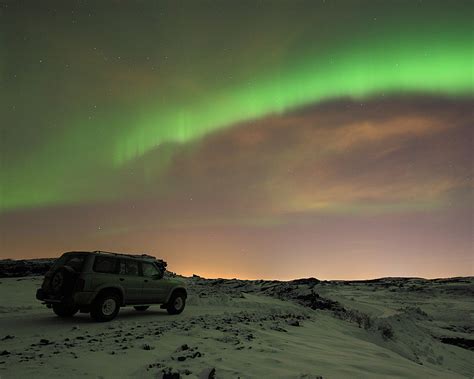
(166, 292, 186, 315)
(91, 293, 120, 322)
(52, 303, 79, 317)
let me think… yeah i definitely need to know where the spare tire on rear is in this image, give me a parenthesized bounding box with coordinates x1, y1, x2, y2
(50, 266, 77, 296)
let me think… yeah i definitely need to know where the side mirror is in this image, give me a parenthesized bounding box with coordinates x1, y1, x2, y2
(152, 273, 162, 280)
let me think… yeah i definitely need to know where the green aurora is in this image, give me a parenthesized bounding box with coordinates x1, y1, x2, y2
(1, 0, 473, 211)
(114, 30, 473, 165)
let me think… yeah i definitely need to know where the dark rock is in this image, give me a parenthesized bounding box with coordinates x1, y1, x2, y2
(1, 335, 14, 341)
(296, 292, 342, 311)
(287, 319, 300, 327)
(439, 337, 474, 351)
(39, 339, 51, 345)
(199, 367, 216, 379)
(178, 344, 189, 351)
(0, 351, 10, 356)
(177, 356, 186, 361)
(377, 322, 394, 340)
(162, 371, 180, 379)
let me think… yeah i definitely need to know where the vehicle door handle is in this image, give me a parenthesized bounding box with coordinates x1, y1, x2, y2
(144, 279, 148, 283)
(119, 278, 124, 281)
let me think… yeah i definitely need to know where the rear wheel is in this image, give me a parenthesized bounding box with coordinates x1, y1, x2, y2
(166, 291, 186, 315)
(52, 303, 79, 317)
(134, 306, 150, 311)
(50, 266, 77, 296)
(91, 293, 120, 322)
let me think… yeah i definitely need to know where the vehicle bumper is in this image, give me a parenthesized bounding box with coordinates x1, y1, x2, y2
(36, 288, 45, 300)
(36, 288, 62, 303)
(36, 288, 94, 306)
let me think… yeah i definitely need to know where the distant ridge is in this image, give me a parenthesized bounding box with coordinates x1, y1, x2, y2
(0, 258, 471, 281)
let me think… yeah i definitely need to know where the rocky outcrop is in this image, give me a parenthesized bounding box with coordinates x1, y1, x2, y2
(0, 259, 55, 278)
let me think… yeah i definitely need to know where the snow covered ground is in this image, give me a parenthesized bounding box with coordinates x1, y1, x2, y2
(0, 274, 472, 378)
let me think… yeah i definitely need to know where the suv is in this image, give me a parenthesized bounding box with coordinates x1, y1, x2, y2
(36, 251, 187, 322)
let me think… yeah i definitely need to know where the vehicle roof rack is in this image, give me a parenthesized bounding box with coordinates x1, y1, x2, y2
(93, 250, 156, 260)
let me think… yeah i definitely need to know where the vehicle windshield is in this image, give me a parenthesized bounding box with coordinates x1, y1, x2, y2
(51, 253, 87, 272)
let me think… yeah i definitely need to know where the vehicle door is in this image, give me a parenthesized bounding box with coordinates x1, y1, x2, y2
(118, 259, 143, 303)
(140, 261, 168, 303)
(90, 256, 120, 294)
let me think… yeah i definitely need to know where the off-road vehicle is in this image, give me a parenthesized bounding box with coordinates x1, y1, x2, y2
(36, 251, 187, 321)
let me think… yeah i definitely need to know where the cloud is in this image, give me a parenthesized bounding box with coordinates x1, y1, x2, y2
(146, 96, 472, 224)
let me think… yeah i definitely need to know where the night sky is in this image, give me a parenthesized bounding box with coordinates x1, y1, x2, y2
(1, 1, 472, 279)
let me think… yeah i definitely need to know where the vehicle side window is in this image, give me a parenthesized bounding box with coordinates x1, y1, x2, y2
(142, 262, 160, 277)
(93, 256, 118, 274)
(67, 257, 84, 271)
(119, 260, 140, 276)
